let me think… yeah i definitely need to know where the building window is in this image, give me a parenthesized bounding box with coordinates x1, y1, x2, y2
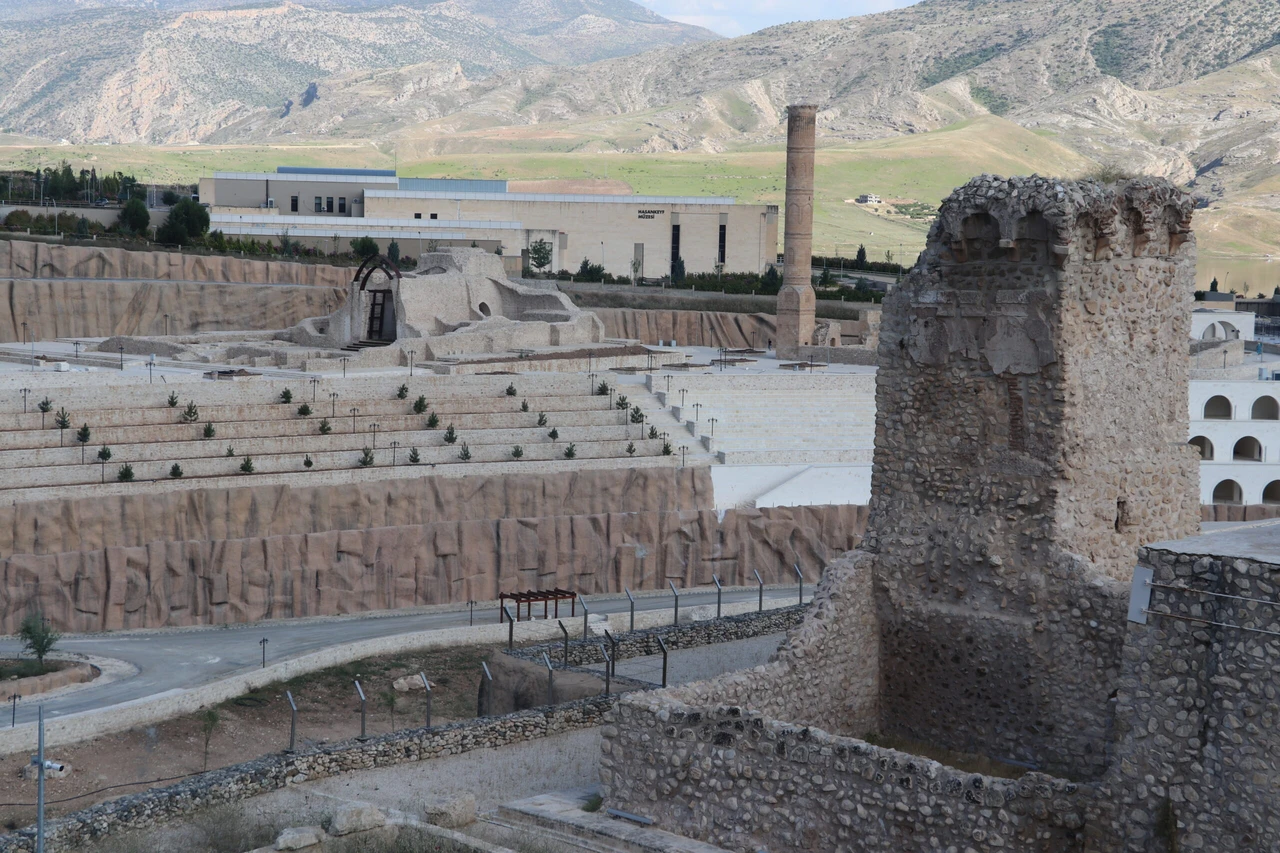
(1233, 436, 1263, 461)
(718, 223, 727, 265)
(314, 196, 322, 213)
(1204, 395, 1232, 420)
(290, 196, 298, 213)
(325, 197, 334, 213)
(1212, 479, 1243, 505)
(338, 197, 347, 214)
(1252, 396, 1280, 420)
(670, 224, 681, 277)
(430, 213, 438, 220)
(1189, 436, 1213, 460)
(414, 213, 422, 220)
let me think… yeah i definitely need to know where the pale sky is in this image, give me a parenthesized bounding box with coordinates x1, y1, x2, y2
(642, 0, 923, 37)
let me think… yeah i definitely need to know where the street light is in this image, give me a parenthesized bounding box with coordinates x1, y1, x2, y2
(390, 440, 400, 466)
(693, 402, 702, 422)
(20, 321, 26, 344)
(329, 391, 339, 418)
(370, 422, 380, 449)
(310, 377, 320, 401)
(20, 388, 30, 413)
(340, 356, 350, 378)
(118, 344, 124, 371)
(407, 349, 415, 377)
(350, 407, 359, 433)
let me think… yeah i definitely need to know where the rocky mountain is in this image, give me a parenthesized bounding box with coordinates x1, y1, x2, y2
(0, 0, 715, 144)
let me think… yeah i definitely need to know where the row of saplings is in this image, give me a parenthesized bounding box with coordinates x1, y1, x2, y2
(35, 381, 672, 484)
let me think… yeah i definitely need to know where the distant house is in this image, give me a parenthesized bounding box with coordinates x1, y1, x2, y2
(856, 194, 882, 204)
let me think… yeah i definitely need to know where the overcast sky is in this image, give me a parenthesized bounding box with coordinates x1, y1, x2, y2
(643, 0, 923, 37)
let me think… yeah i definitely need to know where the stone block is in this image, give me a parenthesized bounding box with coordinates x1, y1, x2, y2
(275, 826, 324, 850)
(328, 802, 386, 836)
(422, 792, 477, 828)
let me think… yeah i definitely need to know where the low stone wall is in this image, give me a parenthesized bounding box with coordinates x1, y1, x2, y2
(1200, 502, 1280, 522)
(509, 605, 805, 669)
(5, 662, 96, 698)
(592, 307, 776, 349)
(0, 696, 613, 853)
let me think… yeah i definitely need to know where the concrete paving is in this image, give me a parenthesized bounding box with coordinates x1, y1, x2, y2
(0, 587, 792, 727)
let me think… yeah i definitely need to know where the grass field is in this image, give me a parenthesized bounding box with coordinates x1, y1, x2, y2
(1, 116, 1269, 260)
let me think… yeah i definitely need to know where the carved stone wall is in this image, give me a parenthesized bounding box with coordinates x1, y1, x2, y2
(869, 176, 1200, 780)
(0, 468, 867, 631)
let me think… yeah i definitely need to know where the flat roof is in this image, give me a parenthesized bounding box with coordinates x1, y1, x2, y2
(213, 172, 399, 185)
(277, 166, 397, 177)
(366, 189, 738, 206)
(1146, 517, 1280, 563)
(211, 213, 523, 230)
(215, 224, 470, 241)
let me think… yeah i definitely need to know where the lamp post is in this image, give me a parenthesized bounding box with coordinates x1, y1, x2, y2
(20, 321, 26, 344)
(259, 637, 268, 669)
(20, 388, 30, 414)
(709, 417, 717, 438)
(679, 388, 687, 407)
(118, 344, 124, 371)
(329, 391, 339, 418)
(693, 402, 702, 422)
(370, 422, 380, 449)
(340, 356, 350, 378)
(390, 440, 400, 466)
(350, 407, 359, 433)
(310, 377, 320, 402)
(587, 371, 597, 395)
(407, 349, 415, 377)
(72, 341, 82, 360)
(163, 314, 170, 336)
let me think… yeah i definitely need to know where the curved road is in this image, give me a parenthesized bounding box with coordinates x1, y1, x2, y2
(0, 587, 797, 728)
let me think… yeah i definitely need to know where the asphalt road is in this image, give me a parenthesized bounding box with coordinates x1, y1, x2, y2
(0, 587, 797, 727)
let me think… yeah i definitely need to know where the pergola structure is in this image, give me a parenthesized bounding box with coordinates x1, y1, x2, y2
(499, 588, 578, 622)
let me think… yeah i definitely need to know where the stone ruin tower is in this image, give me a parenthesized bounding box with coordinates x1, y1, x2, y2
(775, 104, 818, 360)
(868, 175, 1200, 778)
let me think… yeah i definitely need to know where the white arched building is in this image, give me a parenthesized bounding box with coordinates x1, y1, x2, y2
(1190, 308, 1255, 342)
(1188, 381, 1280, 505)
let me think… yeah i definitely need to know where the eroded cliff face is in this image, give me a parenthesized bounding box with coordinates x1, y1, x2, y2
(0, 467, 866, 631)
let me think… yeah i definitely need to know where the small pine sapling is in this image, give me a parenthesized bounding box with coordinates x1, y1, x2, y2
(203, 421, 216, 439)
(511, 445, 524, 459)
(76, 423, 91, 462)
(359, 447, 375, 467)
(303, 454, 314, 468)
(239, 457, 254, 474)
(520, 399, 529, 412)
(169, 463, 183, 478)
(18, 611, 59, 667)
(661, 441, 673, 455)
(536, 412, 547, 427)
(596, 381, 609, 396)
(548, 427, 559, 441)
(180, 401, 199, 423)
(226, 445, 236, 457)
(426, 412, 440, 429)
(626, 441, 636, 456)
(408, 447, 421, 464)
(319, 418, 332, 435)
(396, 383, 409, 400)
(458, 443, 472, 461)
(38, 397, 52, 428)
(505, 383, 517, 396)
(297, 403, 312, 417)
(563, 443, 577, 459)
(615, 395, 629, 410)
(443, 423, 457, 444)
(648, 425, 659, 439)
(280, 389, 293, 404)
(118, 463, 135, 482)
(166, 391, 179, 408)
(413, 395, 428, 415)
(54, 407, 71, 445)
(630, 405, 644, 424)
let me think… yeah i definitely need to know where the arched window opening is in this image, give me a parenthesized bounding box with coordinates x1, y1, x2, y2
(1253, 396, 1280, 420)
(1189, 436, 1213, 461)
(1203, 395, 1232, 420)
(1212, 479, 1243, 505)
(1233, 436, 1263, 462)
(1264, 482, 1280, 506)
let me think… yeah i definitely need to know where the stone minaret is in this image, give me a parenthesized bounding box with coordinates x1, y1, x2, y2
(775, 104, 817, 360)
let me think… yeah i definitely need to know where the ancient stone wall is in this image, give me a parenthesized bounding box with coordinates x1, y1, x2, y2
(1104, 546, 1280, 851)
(599, 553, 1096, 852)
(869, 176, 1198, 780)
(0, 696, 613, 853)
(0, 468, 867, 631)
(591, 308, 776, 348)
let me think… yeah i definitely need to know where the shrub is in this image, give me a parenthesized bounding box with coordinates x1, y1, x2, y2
(408, 447, 421, 464)
(169, 463, 183, 478)
(166, 391, 179, 407)
(576, 257, 606, 282)
(155, 198, 209, 246)
(458, 443, 472, 461)
(396, 383, 409, 400)
(630, 405, 644, 424)
(319, 418, 332, 435)
(226, 445, 236, 457)
(511, 445, 524, 459)
(19, 611, 59, 665)
(520, 399, 529, 412)
(648, 425, 659, 439)
(615, 395, 629, 409)
(662, 441, 673, 455)
(505, 383, 517, 396)
(280, 389, 293, 404)
(537, 412, 548, 426)
(203, 421, 216, 439)
(626, 441, 636, 456)
(239, 457, 255, 474)
(75, 424, 91, 461)
(426, 412, 440, 429)
(563, 443, 577, 459)
(350, 236, 379, 258)
(118, 463, 135, 481)
(180, 401, 200, 423)
(387, 240, 400, 264)
(413, 395, 428, 414)
(529, 238, 552, 271)
(97, 446, 112, 463)
(298, 403, 312, 417)
(118, 198, 149, 234)
(595, 381, 610, 396)
(443, 423, 458, 444)
(303, 454, 313, 468)
(37, 397, 52, 414)
(548, 427, 559, 441)
(359, 447, 375, 467)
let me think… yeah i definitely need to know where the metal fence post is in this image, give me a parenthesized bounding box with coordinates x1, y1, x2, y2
(558, 620, 570, 666)
(35, 705, 44, 853)
(656, 636, 669, 688)
(542, 652, 555, 706)
(579, 595, 590, 639)
(600, 644, 612, 696)
(285, 691, 298, 753)
(604, 629, 618, 677)
(480, 662, 493, 716)
(468, 599, 474, 627)
(503, 605, 516, 650)
(354, 681, 368, 741)
(420, 673, 432, 728)
(669, 580, 679, 626)
(753, 569, 764, 612)
(625, 587, 635, 633)
(794, 563, 803, 605)
(712, 574, 722, 618)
